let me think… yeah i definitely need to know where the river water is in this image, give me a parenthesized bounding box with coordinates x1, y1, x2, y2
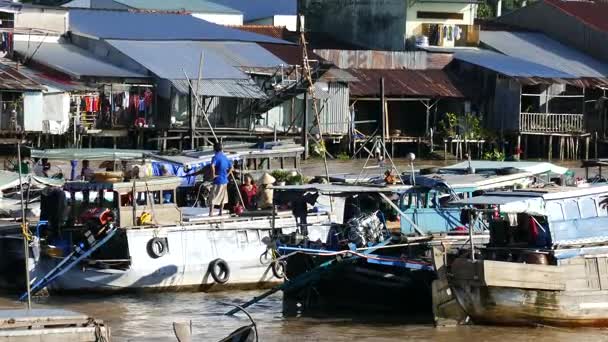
(1, 158, 603, 341)
(1, 290, 607, 341)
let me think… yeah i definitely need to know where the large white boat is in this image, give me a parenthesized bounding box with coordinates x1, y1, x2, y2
(22, 176, 331, 294)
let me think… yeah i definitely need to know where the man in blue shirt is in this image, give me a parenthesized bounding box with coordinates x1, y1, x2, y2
(209, 142, 233, 216)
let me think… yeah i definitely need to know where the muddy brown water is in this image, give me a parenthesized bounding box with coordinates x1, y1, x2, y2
(0, 158, 602, 341)
(1, 291, 608, 341)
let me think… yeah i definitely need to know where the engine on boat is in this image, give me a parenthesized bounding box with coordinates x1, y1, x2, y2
(346, 212, 385, 246)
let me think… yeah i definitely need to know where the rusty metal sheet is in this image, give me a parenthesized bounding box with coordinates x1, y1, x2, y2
(347, 69, 467, 98)
(0, 60, 44, 91)
(314, 49, 453, 70)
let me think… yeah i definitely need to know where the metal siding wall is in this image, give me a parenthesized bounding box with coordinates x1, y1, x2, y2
(319, 82, 349, 135)
(492, 77, 520, 132)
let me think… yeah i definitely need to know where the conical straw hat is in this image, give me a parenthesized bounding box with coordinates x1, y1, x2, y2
(260, 173, 276, 185)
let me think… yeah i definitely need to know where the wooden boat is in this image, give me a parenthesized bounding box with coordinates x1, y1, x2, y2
(269, 162, 572, 319)
(447, 185, 608, 326)
(0, 308, 110, 341)
(4, 176, 331, 295)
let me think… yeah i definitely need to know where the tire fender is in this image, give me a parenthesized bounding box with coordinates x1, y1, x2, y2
(209, 258, 230, 284)
(147, 237, 168, 258)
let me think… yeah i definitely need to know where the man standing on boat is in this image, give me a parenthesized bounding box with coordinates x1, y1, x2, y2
(209, 142, 232, 216)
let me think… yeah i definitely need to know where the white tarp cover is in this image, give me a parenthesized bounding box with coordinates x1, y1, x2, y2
(0, 170, 64, 192)
(42, 93, 70, 134)
(31, 148, 151, 161)
(23, 92, 44, 132)
(442, 161, 568, 175)
(452, 194, 546, 215)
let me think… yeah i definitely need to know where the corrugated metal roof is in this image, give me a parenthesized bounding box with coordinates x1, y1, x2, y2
(454, 49, 576, 79)
(0, 61, 44, 91)
(480, 31, 608, 78)
(314, 49, 452, 70)
(113, 0, 241, 14)
(4, 60, 94, 92)
(199, 41, 286, 67)
(347, 69, 467, 98)
(68, 9, 288, 43)
(230, 25, 289, 40)
(107, 40, 247, 79)
(14, 41, 147, 79)
(209, 0, 296, 21)
(172, 79, 267, 99)
(258, 43, 317, 66)
(545, 0, 608, 33)
(319, 68, 359, 83)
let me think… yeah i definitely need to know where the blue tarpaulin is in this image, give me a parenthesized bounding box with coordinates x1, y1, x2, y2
(150, 154, 241, 187)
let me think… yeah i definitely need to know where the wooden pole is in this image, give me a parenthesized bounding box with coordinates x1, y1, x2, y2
(523, 135, 528, 160)
(17, 143, 32, 310)
(516, 134, 521, 160)
(302, 91, 309, 160)
(595, 131, 599, 159)
(548, 135, 553, 160)
(380, 78, 386, 147)
(586, 135, 590, 160)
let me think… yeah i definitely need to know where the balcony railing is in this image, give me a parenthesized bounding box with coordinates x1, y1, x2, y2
(520, 112, 585, 134)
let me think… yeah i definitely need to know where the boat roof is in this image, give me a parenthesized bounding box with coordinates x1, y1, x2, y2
(151, 145, 304, 168)
(452, 184, 608, 210)
(414, 171, 536, 190)
(0, 170, 64, 191)
(31, 148, 153, 161)
(441, 160, 569, 175)
(273, 183, 412, 194)
(64, 176, 183, 192)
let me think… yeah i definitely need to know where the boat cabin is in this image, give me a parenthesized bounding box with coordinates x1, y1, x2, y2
(398, 168, 557, 235)
(454, 185, 608, 263)
(63, 176, 183, 228)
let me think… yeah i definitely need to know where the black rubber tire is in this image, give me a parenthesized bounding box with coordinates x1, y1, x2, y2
(420, 167, 440, 175)
(496, 167, 520, 175)
(209, 258, 230, 284)
(147, 238, 168, 259)
(271, 260, 287, 279)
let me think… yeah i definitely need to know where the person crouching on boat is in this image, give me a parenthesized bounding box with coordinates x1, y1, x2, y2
(240, 174, 258, 210)
(209, 142, 233, 217)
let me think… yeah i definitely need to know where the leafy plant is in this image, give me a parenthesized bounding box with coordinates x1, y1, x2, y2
(462, 113, 483, 140)
(439, 112, 458, 139)
(337, 152, 350, 160)
(286, 173, 307, 185)
(477, 2, 494, 18)
(270, 170, 290, 183)
(482, 149, 505, 161)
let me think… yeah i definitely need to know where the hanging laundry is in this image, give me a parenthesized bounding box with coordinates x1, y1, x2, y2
(447, 26, 453, 41)
(93, 96, 100, 112)
(123, 91, 129, 109)
(85, 96, 93, 112)
(455, 26, 462, 40)
(144, 88, 153, 109)
(138, 96, 145, 112)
